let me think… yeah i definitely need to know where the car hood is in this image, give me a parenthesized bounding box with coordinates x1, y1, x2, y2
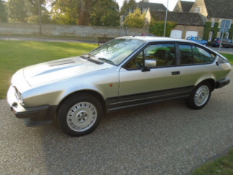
(23, 56, 113, 86)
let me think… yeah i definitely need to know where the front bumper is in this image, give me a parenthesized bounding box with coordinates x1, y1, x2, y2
(215, 79, 230, 89)
(7, 85, 56, 127)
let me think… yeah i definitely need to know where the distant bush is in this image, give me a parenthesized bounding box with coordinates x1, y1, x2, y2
(150, 19, 177, 37)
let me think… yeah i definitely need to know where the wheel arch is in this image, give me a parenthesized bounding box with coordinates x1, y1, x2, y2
(56, 90, 107, 115)
(196, 78, 215, 91)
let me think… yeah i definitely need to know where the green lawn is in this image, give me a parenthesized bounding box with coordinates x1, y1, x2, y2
(0, 41, 97, 99)
(222, 53, 233, 65)
(192, 149, 233, 175)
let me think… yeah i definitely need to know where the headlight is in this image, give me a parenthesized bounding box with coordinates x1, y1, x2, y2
(14, 86, 24, 104)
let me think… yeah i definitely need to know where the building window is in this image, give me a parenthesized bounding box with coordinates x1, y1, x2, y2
(225, 32, 229, 39)
(142, 8, 147, 13)
(211, 18, 215, 27)
(217, 32, 221, 38)
(208, 31, 213, 41)
(218, 19, 222, 28)
(195, 7, 201, 13)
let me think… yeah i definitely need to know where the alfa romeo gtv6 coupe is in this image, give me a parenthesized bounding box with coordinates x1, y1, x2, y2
(7, 37, 231, 136)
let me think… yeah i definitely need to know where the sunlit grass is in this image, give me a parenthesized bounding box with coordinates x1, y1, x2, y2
(221, 53, 233, 65)
(0, 41, 97, 99)
(192, 149, 233, 175)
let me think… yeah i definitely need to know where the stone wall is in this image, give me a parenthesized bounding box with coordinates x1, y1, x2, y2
(0, 23, 149, 37)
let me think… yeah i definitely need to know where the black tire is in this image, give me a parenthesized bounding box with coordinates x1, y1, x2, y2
(185, 82, 211, 110)
(57, 93, 103, 137)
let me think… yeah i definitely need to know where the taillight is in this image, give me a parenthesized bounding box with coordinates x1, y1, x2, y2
(217, 41, 220, 43)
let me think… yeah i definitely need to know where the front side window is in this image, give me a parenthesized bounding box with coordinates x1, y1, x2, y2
(89, 39, 145, 65)
(179, 45, 193, 65)
(193, 46, 216, 64)
(124, 51, 144, 69)
(144, 44, 176, 67)
(125, 43, 176, 69)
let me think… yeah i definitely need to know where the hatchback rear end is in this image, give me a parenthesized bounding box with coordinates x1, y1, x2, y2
(222, 39, 232, 48)
(211, 38, 220, 47)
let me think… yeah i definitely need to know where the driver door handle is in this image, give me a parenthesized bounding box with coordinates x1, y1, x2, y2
(172, 71, 180, 75)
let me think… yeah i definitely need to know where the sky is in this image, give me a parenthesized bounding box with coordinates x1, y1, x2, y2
(116, 0, 195, 11)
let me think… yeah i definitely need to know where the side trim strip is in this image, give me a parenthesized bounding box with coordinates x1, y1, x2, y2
(106, 86, 194, 110)
(108, 95, 188, 111)
(115, 90, 191, 105)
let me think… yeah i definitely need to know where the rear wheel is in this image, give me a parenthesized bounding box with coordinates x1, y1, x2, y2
(186, 82, 211, 109)
(57, 93, 103, 137)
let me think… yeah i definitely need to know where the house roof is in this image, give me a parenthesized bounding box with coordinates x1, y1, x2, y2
(204, 0, 233, 19)
(150, 11, 205, 26)
(180, 1, 194, 12)
(136, 2, 167, 11)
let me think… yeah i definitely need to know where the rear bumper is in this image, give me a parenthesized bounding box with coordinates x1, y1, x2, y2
(211, 43, 219, 46)
(215, 79, 230, 89)
(7, 85, 56, 127)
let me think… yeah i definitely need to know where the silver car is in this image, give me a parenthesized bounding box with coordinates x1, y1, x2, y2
(7, 37, 231, 136)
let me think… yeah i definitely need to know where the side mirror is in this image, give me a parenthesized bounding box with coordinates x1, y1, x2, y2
(145, 59, 157, 68)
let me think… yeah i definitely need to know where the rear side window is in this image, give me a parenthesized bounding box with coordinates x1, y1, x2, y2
(193, 46, 216, 64)
(179, 45, 193, 65)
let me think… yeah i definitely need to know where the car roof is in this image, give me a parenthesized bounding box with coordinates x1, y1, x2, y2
(116, 36, 198, 44)
(116, 36, 222, 57)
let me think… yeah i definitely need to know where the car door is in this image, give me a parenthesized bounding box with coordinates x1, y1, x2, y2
(118, 43, 185, 108)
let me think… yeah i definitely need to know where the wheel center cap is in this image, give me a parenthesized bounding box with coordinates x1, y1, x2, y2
(76, 111, 88, 123)
(199, 92, 205, 99)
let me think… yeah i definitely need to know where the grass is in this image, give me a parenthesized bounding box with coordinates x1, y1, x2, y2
(192, 149, 233, 175)
(221, 53, 233, 65)
(0, 41, 98, 99)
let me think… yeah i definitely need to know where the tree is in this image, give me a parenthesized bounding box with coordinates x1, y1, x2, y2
(89, 0, 119, 26)
(0, 0, 8, 22)
(26, 0, 51, 23)
(51, 0, 79, 25)
(120, 0, 136, 16)
(124, 8, 145, 28)
(8, 0, 28, 23)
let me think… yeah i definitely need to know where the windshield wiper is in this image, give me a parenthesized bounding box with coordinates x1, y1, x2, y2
(98, 58, 115, 65)
(81, 53, 92, 59)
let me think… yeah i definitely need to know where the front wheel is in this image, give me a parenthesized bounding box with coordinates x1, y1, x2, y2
(185, 82, 211, 109)
(57, 93, 103, 137)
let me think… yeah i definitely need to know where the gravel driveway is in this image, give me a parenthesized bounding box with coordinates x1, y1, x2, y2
(0, 72, 233, 175)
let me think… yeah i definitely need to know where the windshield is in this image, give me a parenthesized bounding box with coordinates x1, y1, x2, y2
(88, 39, 145, 65)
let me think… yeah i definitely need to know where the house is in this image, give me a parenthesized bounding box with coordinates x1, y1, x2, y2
(174, 1, 195, 12)
(148, 11, 205, 39)
(129, 0, 167, 13)
(173, 0, 233, 41)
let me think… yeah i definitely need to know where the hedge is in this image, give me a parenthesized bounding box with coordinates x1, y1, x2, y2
(149, 20, 177, 37)
(203, 22, 233, 43)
